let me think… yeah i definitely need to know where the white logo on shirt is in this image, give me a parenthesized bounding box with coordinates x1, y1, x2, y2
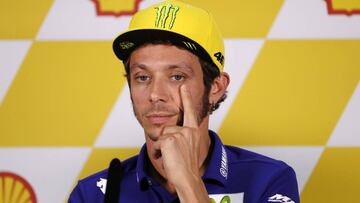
(268, 194, 295, 203)
(220, 146, 228, 179)
(96, 178, 107, 194)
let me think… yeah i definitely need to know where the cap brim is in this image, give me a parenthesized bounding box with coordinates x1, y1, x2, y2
(113, 29, 213, 65)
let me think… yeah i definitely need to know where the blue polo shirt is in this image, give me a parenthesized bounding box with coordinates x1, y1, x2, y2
(68, 131, 299, 203)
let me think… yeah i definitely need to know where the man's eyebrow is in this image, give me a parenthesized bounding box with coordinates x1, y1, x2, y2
(167, 63, 194, 73)
(130, 63, 146, 69)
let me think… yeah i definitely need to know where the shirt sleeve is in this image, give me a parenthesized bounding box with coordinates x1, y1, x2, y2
(68, 182, 86, 203)
(260, 165, 300, 203)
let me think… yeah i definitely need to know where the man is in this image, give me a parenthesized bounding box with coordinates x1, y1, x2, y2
(69, 0, 300, 202)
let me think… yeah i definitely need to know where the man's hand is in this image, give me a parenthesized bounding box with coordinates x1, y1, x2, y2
(153, 85, 210, 203)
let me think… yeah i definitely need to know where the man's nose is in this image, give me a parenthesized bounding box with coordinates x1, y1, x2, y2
(149, 77, 168, 103)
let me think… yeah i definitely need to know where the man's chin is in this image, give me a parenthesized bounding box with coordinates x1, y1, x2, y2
(144, 126, 165, 142)
(143, 121, 178, 140)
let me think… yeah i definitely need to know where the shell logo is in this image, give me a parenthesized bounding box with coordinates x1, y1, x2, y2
(92, 0, 141, 17)
(325, 0, 360, 16)
(0, 172, 37, 203)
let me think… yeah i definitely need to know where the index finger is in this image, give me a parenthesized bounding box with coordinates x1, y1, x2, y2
(180, 85, 198, 128)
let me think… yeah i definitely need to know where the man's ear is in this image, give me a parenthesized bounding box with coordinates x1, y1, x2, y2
(209, 72, 230, 103)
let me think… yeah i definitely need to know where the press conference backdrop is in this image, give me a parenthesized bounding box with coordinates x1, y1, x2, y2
(0, 0, 359, 202)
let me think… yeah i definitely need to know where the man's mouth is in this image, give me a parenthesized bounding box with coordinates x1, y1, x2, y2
(146, 112, 176, 125)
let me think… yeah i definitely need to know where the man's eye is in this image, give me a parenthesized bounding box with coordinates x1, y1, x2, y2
(171, 75, 185, 81)
(136, 75, 150, 81)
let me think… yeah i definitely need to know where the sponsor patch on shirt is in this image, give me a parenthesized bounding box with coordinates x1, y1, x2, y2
(209, 192, 244, 203)
(220, 146, 228, 179)
(268, 194, 295, 203)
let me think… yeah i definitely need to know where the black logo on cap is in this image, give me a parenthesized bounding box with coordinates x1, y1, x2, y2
(214, 52, 224, 65)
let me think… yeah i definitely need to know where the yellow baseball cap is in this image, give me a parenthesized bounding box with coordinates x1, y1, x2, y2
(113, 0, 225, 71)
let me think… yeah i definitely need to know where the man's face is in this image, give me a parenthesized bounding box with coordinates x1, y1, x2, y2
(128, 44, 207, 141)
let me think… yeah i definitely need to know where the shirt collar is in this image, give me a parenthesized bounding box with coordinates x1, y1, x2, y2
(136, 144, 152, 190)
(202, 130, 228, 186)
(135, 130, 229, 189)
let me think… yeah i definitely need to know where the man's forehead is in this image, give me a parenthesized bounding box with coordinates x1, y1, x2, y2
(131, 43, 195, 56)
(129, 44, 200, 72)
(129, 61, 195, 73)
